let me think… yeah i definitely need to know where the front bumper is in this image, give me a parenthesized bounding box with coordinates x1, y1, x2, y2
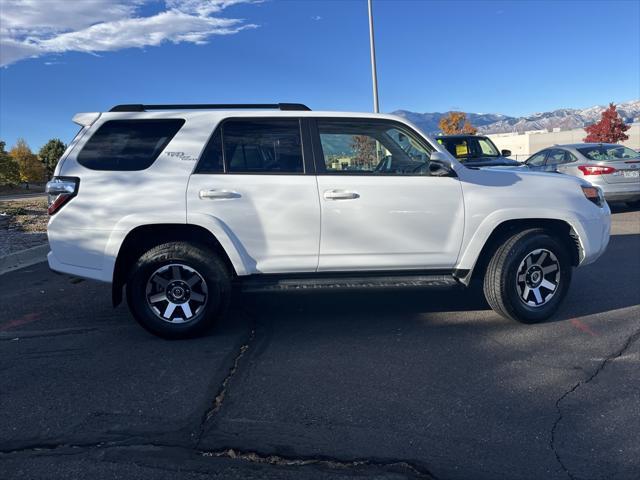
(575, 202, 611, 266)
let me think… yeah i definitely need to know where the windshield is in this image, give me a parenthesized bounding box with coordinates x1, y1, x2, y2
(577, 145, 640, 161)
(437, 136, 501, 162)
(477, 138, 500, 157)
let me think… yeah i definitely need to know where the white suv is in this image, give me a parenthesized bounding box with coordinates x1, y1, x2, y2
(46, 103, 611, 338)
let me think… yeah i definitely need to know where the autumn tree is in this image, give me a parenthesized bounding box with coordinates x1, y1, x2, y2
(9, 139, 46, 185)
(0, 140, 20, 186)
(583, 103, 630, 143)
(439, 112, 477, 135)
(351, 135, 377, 169)
(39, 138, 67, 179)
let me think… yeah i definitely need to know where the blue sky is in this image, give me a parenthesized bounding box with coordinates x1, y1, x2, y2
(1, 0, 638, 150)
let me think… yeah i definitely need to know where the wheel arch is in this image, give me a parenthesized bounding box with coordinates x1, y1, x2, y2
(456, 218, 582, 285)
(111, 223, 238, 306)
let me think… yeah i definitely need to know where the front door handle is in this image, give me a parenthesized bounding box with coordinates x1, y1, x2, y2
(324, 190, 360, 200)
(199, 189, 241, 200)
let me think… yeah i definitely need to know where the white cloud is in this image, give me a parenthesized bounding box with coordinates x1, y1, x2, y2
(0, 0, 258, 66)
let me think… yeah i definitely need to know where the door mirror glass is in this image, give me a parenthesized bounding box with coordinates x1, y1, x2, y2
(501, 149, 511, 157)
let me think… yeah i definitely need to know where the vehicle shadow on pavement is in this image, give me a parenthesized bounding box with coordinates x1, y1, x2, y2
(236, 232, 639, 327)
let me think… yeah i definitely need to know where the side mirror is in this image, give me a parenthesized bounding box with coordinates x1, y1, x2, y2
(501, 149, 512, 157)
(429, 151, 456, 176)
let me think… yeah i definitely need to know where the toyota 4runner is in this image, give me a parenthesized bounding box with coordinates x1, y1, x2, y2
(46, 103, 611, 338)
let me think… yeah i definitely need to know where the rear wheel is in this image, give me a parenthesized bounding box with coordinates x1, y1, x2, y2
(126, 242, 230, 338)
(483, 229, 571, 323)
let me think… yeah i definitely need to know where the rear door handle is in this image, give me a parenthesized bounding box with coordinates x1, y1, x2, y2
(199, 189, 241, 200)
(323, 190, 360, 200)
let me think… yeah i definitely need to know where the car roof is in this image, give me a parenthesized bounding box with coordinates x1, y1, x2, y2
(552, 143, 623, 149)
(437, 134, 488, 139)
(94, 110, 412, 122)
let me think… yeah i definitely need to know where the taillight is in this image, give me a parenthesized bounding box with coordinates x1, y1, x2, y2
(577, 165, 616, 176)
(45, 177, 79, 215)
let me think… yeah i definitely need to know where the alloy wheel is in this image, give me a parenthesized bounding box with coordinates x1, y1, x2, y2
(145, 264, 208, 323)
(515, 248, 560, 307)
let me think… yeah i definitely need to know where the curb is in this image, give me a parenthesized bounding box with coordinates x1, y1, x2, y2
(0, 244, 49, 276)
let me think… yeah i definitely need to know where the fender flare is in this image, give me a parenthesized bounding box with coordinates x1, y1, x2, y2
(103, 213, 251, 283)
(456, 208, 587, 273)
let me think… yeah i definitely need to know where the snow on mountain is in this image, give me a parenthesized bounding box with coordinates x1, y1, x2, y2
(392, 100, 640, 135)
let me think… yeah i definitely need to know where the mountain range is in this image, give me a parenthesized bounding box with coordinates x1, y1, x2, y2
(392, 100, 640, 135)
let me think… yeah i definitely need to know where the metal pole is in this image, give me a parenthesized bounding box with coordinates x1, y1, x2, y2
(367, 0, 379, 113)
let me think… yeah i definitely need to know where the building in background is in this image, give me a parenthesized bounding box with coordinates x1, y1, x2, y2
(488, 123, 640, 161)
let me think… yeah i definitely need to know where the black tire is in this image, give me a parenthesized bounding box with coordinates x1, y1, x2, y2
(483, 228, 572, 324)
(126, 242, 230, 339)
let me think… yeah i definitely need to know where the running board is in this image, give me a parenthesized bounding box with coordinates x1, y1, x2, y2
(240, 273, 460, 293)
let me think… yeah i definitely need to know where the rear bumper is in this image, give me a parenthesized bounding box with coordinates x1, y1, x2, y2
(600, 182, 640, 202)
(47, 250, 110, 282)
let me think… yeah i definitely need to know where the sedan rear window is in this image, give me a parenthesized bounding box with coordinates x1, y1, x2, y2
(577, 145, 640, 162)
(78, 119, 185, 171)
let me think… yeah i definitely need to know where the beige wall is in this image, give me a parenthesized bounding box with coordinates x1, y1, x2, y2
(488, 124, 640, 161)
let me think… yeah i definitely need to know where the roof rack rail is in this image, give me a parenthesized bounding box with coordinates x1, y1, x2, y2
(109, 103, 311, 112)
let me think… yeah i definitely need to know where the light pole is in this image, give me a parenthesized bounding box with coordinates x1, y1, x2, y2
(367, 0, 379, 113)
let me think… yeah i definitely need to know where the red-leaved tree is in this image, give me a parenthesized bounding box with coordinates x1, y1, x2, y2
(583, 103, 630, 143)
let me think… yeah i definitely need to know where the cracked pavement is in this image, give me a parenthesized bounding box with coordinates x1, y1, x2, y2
(0, 206, 638, 479)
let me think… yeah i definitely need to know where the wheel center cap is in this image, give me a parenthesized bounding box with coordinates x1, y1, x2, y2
(166, 280, 190, 304)
(526, 266, 543, 287)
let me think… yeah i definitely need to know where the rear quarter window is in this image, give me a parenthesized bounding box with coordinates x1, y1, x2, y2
(77, 119, 185, 171)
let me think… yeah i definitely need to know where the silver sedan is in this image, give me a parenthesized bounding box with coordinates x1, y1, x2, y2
(524, 143, 640, 205)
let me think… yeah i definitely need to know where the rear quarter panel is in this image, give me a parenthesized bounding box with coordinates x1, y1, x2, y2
(48, 112, 218, 281)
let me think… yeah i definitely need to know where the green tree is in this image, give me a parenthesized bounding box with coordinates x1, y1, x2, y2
(0, 140, 21, 186)
(9, 138, 46, 185)
(39, 138, 67, 178)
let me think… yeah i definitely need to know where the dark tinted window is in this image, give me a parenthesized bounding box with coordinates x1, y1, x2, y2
(78, 119, 184, 171)
(223, 119, 303, 173)
(195, 128, 223, 173)
(438, 138, 471, 159)
(437, 136, 500, 161)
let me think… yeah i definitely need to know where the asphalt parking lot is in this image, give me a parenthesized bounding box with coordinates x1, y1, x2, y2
(1, 206, 638, 480)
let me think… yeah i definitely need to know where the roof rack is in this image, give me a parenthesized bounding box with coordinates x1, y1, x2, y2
(109, 103, 311, 112)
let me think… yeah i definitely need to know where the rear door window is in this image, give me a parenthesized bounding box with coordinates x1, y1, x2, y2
(77, 119, 184, 171)
(526, 151, 547, 167)
(546, 149, 570, 167)
(223, 119, 304, 173)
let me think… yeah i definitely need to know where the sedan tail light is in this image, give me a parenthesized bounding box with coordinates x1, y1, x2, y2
(46, 177, 79, 215)
(577, 165, 616, 176)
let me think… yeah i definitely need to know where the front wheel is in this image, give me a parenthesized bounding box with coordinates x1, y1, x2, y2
(126, 242, 230, 339)
(483, 229, 572, 323)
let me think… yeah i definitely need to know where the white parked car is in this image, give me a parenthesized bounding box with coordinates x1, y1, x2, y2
(46, 103, 611, 338)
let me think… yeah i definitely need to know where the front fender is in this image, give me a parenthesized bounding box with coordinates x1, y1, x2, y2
(455, 208, 598, 272)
